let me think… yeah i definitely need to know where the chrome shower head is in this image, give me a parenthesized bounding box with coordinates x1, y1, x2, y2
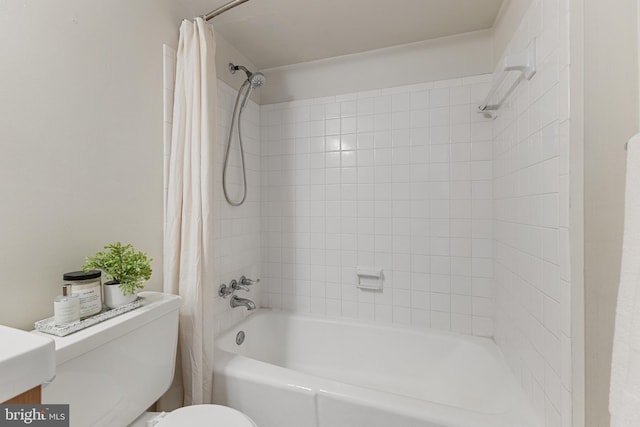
(229, 63, 266, 89)
(249, 72, 266, 88)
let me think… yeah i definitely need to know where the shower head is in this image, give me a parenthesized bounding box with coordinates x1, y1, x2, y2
(229, 63, 266, 89)
(249, 72, 266, 88)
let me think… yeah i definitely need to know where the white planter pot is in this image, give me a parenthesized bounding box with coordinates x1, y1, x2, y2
(103, 281, 137, 309)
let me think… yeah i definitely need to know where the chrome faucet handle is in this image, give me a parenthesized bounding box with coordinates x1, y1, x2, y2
(231, 279, 250, 292)
(240, 276, 260, 286)
(218, 282, 233, 298)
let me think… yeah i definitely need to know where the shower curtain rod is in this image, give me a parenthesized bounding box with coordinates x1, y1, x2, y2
(202, 0, 250, 21)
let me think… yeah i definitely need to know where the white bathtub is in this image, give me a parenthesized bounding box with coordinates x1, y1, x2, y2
(212, 310, 540, 427)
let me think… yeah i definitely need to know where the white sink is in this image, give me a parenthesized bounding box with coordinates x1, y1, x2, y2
(0, 325, 55, 402)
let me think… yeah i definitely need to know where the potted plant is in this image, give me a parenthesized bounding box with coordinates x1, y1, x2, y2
(83, 242, 152, 309)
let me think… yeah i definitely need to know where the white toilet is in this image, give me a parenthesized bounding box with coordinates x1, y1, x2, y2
(34, 292, 256, 427)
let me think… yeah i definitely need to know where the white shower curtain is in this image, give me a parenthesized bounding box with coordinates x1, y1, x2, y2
(163, 17, 217, 406)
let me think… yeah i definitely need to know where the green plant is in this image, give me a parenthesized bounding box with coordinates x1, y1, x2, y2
(83, 242, 152, 296)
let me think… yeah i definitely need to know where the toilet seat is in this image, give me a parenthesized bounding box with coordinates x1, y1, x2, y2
(154, 404, 256, 427)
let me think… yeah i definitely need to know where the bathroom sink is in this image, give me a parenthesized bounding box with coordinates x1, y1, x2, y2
(0, 325, 55, 402)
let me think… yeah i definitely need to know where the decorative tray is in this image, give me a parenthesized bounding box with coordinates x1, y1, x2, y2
(34, 297, 144, 337)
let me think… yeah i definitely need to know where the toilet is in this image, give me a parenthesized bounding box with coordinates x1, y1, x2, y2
(131, 405, 256, 427)
(33, 292, 256, 427)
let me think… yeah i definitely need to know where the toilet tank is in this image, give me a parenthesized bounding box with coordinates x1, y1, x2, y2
(34, 292, 181, 427)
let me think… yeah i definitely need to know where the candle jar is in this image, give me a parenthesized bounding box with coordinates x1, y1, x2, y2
(63, 270, 102, 318)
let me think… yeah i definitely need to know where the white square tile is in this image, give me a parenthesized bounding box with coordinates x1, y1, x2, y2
(326, 135, 341, 152)
(451, 143, 471, 162)
(410, 290, 430, 309)
(374, 114, 392, 132)
(393, 307, 411, 325)
(472, 277, 492, 297)
(342, 117, 357, 134)
(411, 273, 430, 292)
(451, 105, 471, 124)
(392, 129, 412, 148)
(450, 86, 471, 105)
(411, 91, 430, 110)
(392, 111, 412, 129)
(451, 294, 472, 314)
(410, 110, 429, 128)
(392, 92, 411, 111)
(341, 100, 357, 117)
(325, 102, 341, 119)
(431, 292, 451, 311)
(358, 115, 374, 133)
(356, 97, 374, 116)
(430, 144, 450, 163)
(451, 200, 472, 219)
(451, 238, 472, 257)
(430, 107, 450, 127)
(411, 128, 429, 146)
(374, 131, 393, 149)
(430, 88, 450, 107)
(326, 118, 341, 135)
(472, 316, 493, 336)
(452, 275, 472, 296)
(309, 104, 325, 121)
(450, 313, 472, 334)
(452, 124, 471, 143)
(431, 311, 451, 330)
(411, 309, 430, 327)
(374, 95, 392, 114)
(375, 304, 393, 323)
(357, 133, 375, 150)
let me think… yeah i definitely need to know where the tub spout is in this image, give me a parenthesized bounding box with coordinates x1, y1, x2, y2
(230, 295, 256, 310)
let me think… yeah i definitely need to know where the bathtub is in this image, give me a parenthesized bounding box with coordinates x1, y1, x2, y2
(212, 309, 540, 427)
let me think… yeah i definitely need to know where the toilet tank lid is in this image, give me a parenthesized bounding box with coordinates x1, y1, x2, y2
(156, 405, 256, 427)
(32, 292, 181, 365)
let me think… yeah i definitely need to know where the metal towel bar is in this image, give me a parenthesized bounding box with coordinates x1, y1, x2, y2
(478, 38, 537, 119)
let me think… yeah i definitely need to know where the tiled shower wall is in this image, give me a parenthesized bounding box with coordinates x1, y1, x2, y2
(260, 76, 496, 336)
(163, 47, 261, 336)
(492, 0, 572, 426)
(211, 81, 262, 334)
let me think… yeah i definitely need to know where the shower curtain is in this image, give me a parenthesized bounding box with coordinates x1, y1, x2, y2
(162, 17, 217, 406)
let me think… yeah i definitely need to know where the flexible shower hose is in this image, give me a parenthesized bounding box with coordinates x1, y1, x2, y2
(222, 78, 254, 206)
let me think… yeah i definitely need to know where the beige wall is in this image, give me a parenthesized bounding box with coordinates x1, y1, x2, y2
(260, 30, 494, 104)
(0, 0, 194, 330)
(584, 0, 639, 426)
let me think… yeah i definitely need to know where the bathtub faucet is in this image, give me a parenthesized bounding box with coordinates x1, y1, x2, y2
(230, 295, 256, 311)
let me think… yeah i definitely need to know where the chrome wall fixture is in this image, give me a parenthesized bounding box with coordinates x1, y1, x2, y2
(218, 276, 260, 310)
(478, 38, 537, 119)
(219, 276, 260, 297)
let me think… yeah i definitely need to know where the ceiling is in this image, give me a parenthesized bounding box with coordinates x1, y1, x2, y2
(182, 0, 505, 70)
